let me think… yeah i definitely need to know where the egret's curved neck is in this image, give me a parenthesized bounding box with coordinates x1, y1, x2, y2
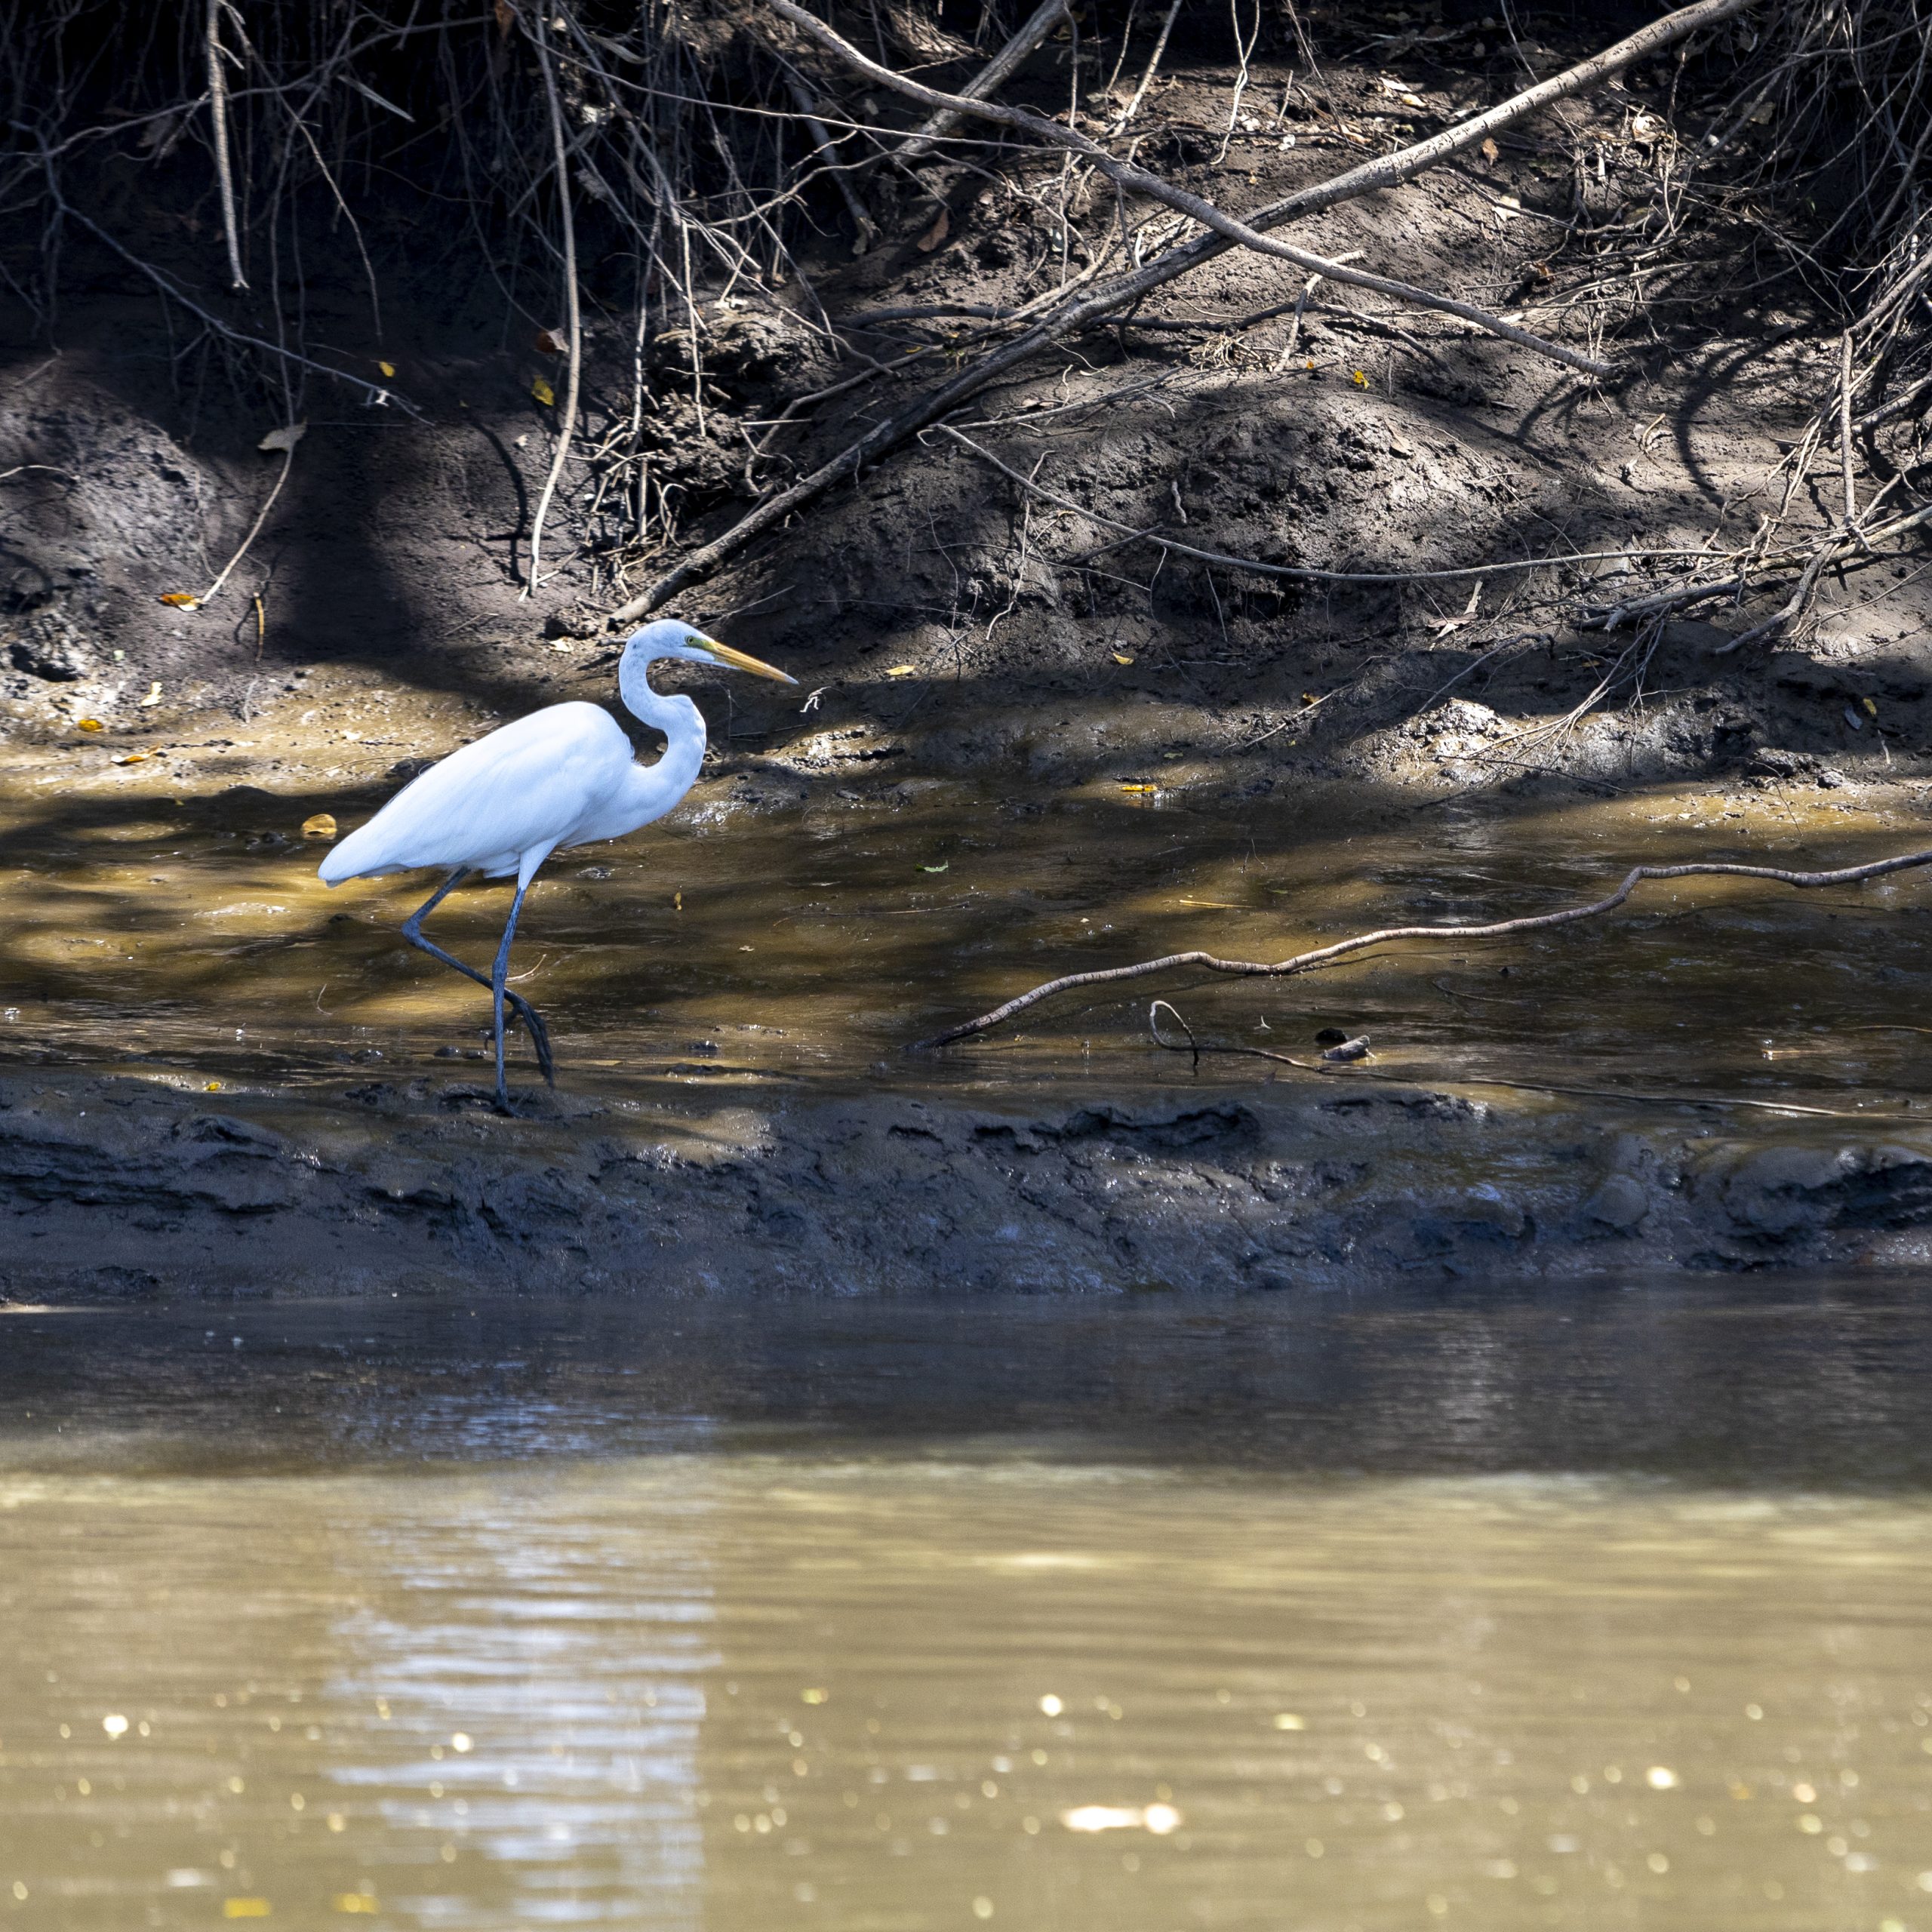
(619, 650, 707, 802)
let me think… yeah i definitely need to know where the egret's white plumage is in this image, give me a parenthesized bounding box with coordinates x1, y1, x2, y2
(317, 619, 795, 1108)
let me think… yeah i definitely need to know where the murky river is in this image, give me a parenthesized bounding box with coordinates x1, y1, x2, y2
(4, 1286, 1932, 1930)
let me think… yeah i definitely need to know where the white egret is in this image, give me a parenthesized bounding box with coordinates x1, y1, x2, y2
(318, 619, 795, 1109)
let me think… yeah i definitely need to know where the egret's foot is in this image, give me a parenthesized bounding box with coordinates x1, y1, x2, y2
(514, 999, 557, 1087)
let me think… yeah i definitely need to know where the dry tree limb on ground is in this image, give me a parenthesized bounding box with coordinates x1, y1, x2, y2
(607, 0, 1755, 625)
(915, 847, 1932, 1049)
(766, 0, 1614, 375)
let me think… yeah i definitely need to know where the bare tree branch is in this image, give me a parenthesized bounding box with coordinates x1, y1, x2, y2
(894, 0, 1070, 163)
(916, 846, 1932, 1049)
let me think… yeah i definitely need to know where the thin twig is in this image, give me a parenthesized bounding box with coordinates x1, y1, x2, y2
(525, 9, 583, 598)
(201, 445, 294, 605)
(916, 846, 1932, 1048)
(936, 423, 1721, 586)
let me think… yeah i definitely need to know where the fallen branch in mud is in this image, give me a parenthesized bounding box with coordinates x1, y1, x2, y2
(607, 0, 1753, 623)
(915, 847, 1932, 1050)
(1589, 499, 1932, 646)
(766, 0, 1614, 377)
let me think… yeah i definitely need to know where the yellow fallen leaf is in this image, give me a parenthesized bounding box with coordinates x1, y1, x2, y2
(1863, 696, 1878, 715)
(76, 718, 104, 732)
(1350, 370, 1369, 388)
(1112, 652, 1136, 665)
(221, 1901, 270, 1918)
(140, 681, 163, 706)
(377, 360, 396, 377)
(332, 1897, 379, 1915)
(302, 814, 338, 841)
(885, 664, 917, 677)
(1401, 92, 1424, 107)
(158, 591, 200, 608)
(111, 752, 150, 766)
(257, 422, 306, 454)
(1480, 137, 1499, 162)
(205, 1081, 224, 1093)
(801, 1688, 829, 1705)
(531, 376, 555, 407)
(1273, 1712, 1306, 1730)
(920, 863, 949, 874)
(1120, 783, 1160, 794)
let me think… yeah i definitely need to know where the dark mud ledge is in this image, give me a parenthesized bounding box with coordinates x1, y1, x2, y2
(7, 1069, 1932, 1300)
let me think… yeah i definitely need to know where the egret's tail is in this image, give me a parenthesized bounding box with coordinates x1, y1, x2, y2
(317, 826, 374, 886)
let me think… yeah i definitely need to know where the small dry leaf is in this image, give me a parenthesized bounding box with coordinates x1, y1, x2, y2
(884, 664, 917, 677)
(1480, 137, 1499, 162)
(1496, 193, 1521, 210)
(1400, 92, 1424, 108)
(377, 360, 397, 377)
(1120, 782, 1159, 794)
(219, 1897, 263, 1917)
(1350, 369, 1369, 388)
(205, 1082, 226, 1094)
(920, 863, 949, 874)
(302, 814, 339, 841)
(531, 376, 556, 407)
(534, 328, 568, 355)
(110, 751, 150, 766)
(1863, 696, 1878, 715)
(915, 208, 950, 253)
(76, 718, 104, 732)
(140, 681, 163, 706)
(158, 591, 200, 608)
(1112, 652, 1136, 665)
(258, 422, 307, 454)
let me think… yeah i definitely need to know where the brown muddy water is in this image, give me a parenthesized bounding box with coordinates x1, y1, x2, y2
(5, 744, 1932, 1110)
(4, 1287, 1932, 1931)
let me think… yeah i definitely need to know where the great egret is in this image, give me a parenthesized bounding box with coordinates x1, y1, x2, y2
(318, 619, 795, 1109)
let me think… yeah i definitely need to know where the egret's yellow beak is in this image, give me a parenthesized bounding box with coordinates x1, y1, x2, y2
(700, 637, 797, 685)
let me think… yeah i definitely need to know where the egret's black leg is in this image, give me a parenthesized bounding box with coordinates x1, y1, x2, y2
(489, 878, 536, 1112)
(400, 869, 556, 1086)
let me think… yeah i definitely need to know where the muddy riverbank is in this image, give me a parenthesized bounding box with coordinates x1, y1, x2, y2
(10, 6, 1932, 1295)
(10, 1058, 1932, 1300)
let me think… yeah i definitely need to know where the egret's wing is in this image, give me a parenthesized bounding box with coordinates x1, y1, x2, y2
(319, 703, 630, 882)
